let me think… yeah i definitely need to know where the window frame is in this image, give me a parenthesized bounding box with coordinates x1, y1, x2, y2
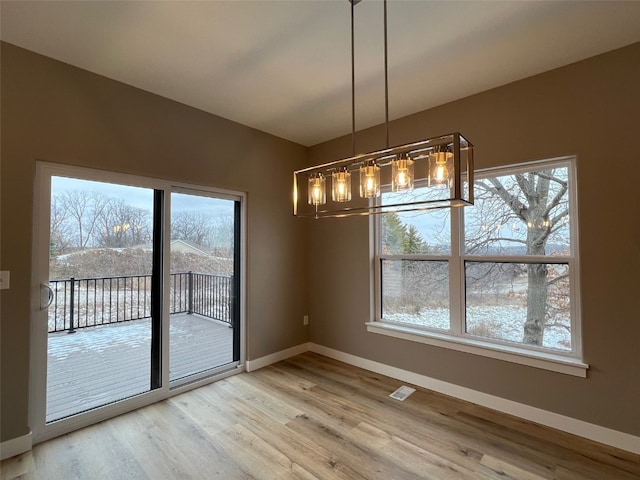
(369, 156, 587, 377)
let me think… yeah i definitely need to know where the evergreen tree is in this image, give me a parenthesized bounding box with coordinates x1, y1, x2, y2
(381, 213, 428, 254)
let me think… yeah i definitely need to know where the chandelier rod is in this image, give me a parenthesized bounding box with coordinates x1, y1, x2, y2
(351, 0, 356, 157)
(383, 0, 389, 149)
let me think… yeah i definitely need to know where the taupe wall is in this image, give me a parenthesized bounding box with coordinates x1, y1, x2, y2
(2, 39, 639, 447)
(0, 43, 310, 443)
(308, 43, 640, 436)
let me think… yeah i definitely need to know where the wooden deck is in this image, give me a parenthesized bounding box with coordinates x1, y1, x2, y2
(46, 313, 233, 422)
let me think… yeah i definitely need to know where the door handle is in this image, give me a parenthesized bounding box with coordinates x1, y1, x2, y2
(41, 283, 54, 310)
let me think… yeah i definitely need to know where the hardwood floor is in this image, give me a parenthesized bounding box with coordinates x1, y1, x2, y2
(2, 352, 638, 479)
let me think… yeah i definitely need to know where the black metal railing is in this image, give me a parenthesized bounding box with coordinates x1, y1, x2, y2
(48, 272, 232, 333)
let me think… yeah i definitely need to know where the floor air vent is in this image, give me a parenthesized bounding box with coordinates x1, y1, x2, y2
(389, 385, 416, 401)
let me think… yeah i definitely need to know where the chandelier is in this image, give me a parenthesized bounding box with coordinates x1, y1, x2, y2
(293, 0, 474, 218)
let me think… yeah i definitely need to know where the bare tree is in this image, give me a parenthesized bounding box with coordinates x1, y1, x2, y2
(97, 199, 151, 248)
(58, 190, 110, 249)
(469, 168, 570, 345)
(50, 195, 73, 255)
(171, 211, 213, 247)
(210, 215, 235, 256)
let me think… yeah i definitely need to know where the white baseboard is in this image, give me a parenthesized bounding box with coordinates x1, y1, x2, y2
(246, 342, 310, 372)
(1, 431, 32, 461)
(307, 343, 640, 455)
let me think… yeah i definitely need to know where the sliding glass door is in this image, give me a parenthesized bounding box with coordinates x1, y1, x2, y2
(32, 163, 244, 442)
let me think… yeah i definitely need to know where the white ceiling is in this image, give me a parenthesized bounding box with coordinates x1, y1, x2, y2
(2, 1, 639, 147)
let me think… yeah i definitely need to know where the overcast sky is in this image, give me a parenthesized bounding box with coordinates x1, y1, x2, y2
(51, 176, 233, 216)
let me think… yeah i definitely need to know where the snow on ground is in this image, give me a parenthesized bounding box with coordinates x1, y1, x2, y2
(384, 305, 571, 351)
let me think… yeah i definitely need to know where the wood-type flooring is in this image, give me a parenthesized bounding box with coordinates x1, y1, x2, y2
(2, 352, 638, 479)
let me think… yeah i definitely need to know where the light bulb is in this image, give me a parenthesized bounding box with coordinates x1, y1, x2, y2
(429, 150, 452, 186)
(392, 154, 414, 192)
(360, 161, 380, 198)
(307, 173, 326, 205)
(312, 185, 322, 202)
(332, 167, 351, 202)
(435, 164, 448, 182)
(366, 176, 374, 192)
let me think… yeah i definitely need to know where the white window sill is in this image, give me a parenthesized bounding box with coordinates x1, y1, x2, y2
(365, 321, 588, 377)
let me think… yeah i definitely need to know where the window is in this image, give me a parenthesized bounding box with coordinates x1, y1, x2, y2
(370, 157, 586, 376)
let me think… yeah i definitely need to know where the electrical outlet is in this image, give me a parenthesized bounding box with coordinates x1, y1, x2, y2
(303, 315, 309, 326)
(0, 271, 9, 290)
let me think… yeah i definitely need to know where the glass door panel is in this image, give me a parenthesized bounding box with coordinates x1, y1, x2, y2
(47, 176, 157, 422)
(169, 191, 238, 383)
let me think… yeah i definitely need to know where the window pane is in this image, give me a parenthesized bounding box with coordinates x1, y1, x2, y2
(381, 259, 449, 330)
(465, 167, 570, 256)
(170, 192, 236, 382)
(48, 176, 155, 422)
(465, 261, 571, 351)
(381, 187, 451, 255)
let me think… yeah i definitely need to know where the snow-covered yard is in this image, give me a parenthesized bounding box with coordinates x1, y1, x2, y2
(384, 305, 571, 351)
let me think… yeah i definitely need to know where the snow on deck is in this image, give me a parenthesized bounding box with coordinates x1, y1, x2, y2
(46, 313, 233, 422)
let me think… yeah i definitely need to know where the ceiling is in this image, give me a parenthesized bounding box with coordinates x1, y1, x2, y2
(2, 1, 639, 147)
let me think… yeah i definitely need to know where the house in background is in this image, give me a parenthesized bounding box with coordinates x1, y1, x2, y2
(1, 1, 639, 460)
(170, 239, 210, 256)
